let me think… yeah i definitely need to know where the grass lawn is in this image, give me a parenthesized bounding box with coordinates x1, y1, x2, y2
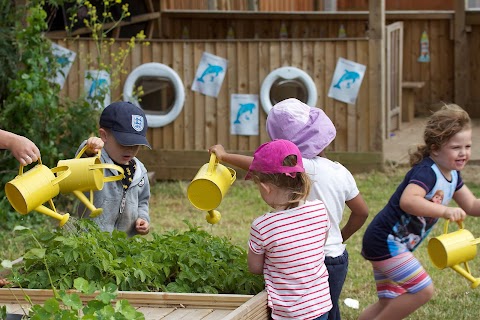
(148, 164, 480, 320)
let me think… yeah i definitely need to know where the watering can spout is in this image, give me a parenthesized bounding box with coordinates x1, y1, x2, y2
(451, 264, 480, 289)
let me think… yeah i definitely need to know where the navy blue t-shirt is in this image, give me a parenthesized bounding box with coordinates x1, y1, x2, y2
(362, 157, 464, 261)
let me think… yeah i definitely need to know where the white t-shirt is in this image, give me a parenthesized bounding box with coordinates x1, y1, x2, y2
(303, 157, 360, 257)
(249, 200, 332, 320)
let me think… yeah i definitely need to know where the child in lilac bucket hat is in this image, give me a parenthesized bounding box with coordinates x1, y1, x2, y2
(209, 98, 368, 320)
(266, 98, 368, 320)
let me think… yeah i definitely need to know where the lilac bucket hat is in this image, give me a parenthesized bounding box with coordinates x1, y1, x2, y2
(266, 98, 336, 159)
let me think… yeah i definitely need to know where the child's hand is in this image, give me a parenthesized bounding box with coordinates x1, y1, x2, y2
(135, 218, 150, 235)
(85, 137, 104, 156)
(208, 144, 227, 161)
(443, 207, 466, 222)
(0, 277, 10, 287)
(9, 134, 40, 166)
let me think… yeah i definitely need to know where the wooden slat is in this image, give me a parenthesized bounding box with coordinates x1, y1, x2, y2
(346, 40, 357, 152)
(202, 309, 233, 320)
(194, 42, 206, 149)
(173, 42, 184, 150)
(247, 41, 259, 150)
(182, 41, 194, 150)
(356, 40, 370, 152)
(454, 0, 468, 107)
(137, 306, 175, 319)
(162, 308, 213, 319)
(0, 289, 252, 309)
(215, 41, 229, 147)
(223, 291, 268, 320)
(227, 41, 238, 150)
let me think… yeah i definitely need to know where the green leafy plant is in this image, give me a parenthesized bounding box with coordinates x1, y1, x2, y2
(3, 221, 264, 295)
(1, 277, 144, 319)
(0, 1, 99, 231)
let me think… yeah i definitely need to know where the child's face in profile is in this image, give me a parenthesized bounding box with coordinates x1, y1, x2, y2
(100, 129, 140, 164)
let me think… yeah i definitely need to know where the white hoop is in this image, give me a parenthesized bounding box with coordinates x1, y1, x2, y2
(260, 66, 317, 114)
(123, 62, 185, 128)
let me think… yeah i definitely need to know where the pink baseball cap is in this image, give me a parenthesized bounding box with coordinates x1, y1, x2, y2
(246, 139, 304, 180)
(266, 98, 336, 159)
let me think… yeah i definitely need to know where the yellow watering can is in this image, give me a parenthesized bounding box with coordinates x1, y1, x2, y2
(57, 145, 124, 218)
(5, 158, 71, 227)
(187, 153, 236, 224)
(428, 220, 480, 288)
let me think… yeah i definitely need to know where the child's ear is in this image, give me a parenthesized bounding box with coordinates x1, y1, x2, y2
(99, 128, 108, 142)
(259, 182, 271, 194)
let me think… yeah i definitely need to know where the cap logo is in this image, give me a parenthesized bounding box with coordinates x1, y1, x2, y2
(132, 115, 144, 132)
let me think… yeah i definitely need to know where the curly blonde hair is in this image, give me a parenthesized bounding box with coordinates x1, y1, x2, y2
(409, 104, 471, 166)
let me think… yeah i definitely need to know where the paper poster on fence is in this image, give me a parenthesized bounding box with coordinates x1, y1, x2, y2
(230, 94, 259, 136)
(192, 52, 228, 98)
(85, 70, 111, 109)
(50, 43, 76, 89)
(328, 58, 366, 104)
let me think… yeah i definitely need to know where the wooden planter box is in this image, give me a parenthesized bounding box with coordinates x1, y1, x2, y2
(0, 288, 268, 320)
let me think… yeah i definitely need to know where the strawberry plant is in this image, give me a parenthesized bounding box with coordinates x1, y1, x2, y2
(3, 221, 264, 295)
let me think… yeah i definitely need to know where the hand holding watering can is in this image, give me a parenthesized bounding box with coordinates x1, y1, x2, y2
(57, 145, 124, 218)
(5, 158, 71, 227)
(187, 153, 236, 224)
(428, 220, 480, 288)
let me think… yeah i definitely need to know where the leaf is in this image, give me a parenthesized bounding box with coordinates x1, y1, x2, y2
(13, 225, 29, 231)
(73, 277, 89, 292)
(24, 248, 46, 260)
(115, 300, 145, 319)
(1, 260, 13, 269)
(59, 291, 82, 310)
(42, 297, 60, 313)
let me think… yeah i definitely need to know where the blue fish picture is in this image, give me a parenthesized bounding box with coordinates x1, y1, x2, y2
(333, 70, 360, 89)
(234, 103, 256, 124)
(192, 52, 228, 98)
(50, 43, 76, 88)
(231, 94, 259, 136)
(85, 70, 111, 109)
(197, 63, 224, 83)
(328, 57, 366, 104)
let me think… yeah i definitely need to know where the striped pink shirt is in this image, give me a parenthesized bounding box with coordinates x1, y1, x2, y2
(249, 200, 332, 320)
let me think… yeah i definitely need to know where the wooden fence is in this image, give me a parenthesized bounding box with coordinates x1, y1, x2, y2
(159, 11, 459, 118)
(56, 37, 382, 179)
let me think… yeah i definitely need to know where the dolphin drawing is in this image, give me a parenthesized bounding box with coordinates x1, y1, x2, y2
(197, 64, 224, 83)
(234, 103, 256, 124)
(88, 78, 108, 98)
(56, 55, 71, 67)
(333, 69, 360, 89)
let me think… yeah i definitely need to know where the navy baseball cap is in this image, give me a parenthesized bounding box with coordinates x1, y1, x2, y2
(100, 101, 151, 149)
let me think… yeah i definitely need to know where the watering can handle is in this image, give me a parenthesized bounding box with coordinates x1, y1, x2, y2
(50, 165, 72, 185)
(443, 220, 464, 234)
(76, 144, 102, 159)
(89, 163, 125, 182)
(18, 157, 43, 175)
(207, 153, 219, 175)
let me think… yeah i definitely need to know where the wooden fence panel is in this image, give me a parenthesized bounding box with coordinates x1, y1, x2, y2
(56, 38, 382, 178)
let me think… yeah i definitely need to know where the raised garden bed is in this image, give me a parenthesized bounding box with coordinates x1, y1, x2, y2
(0, 288, 268, 320)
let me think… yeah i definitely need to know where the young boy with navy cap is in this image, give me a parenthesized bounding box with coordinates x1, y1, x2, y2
(76, 101, 151, 237)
